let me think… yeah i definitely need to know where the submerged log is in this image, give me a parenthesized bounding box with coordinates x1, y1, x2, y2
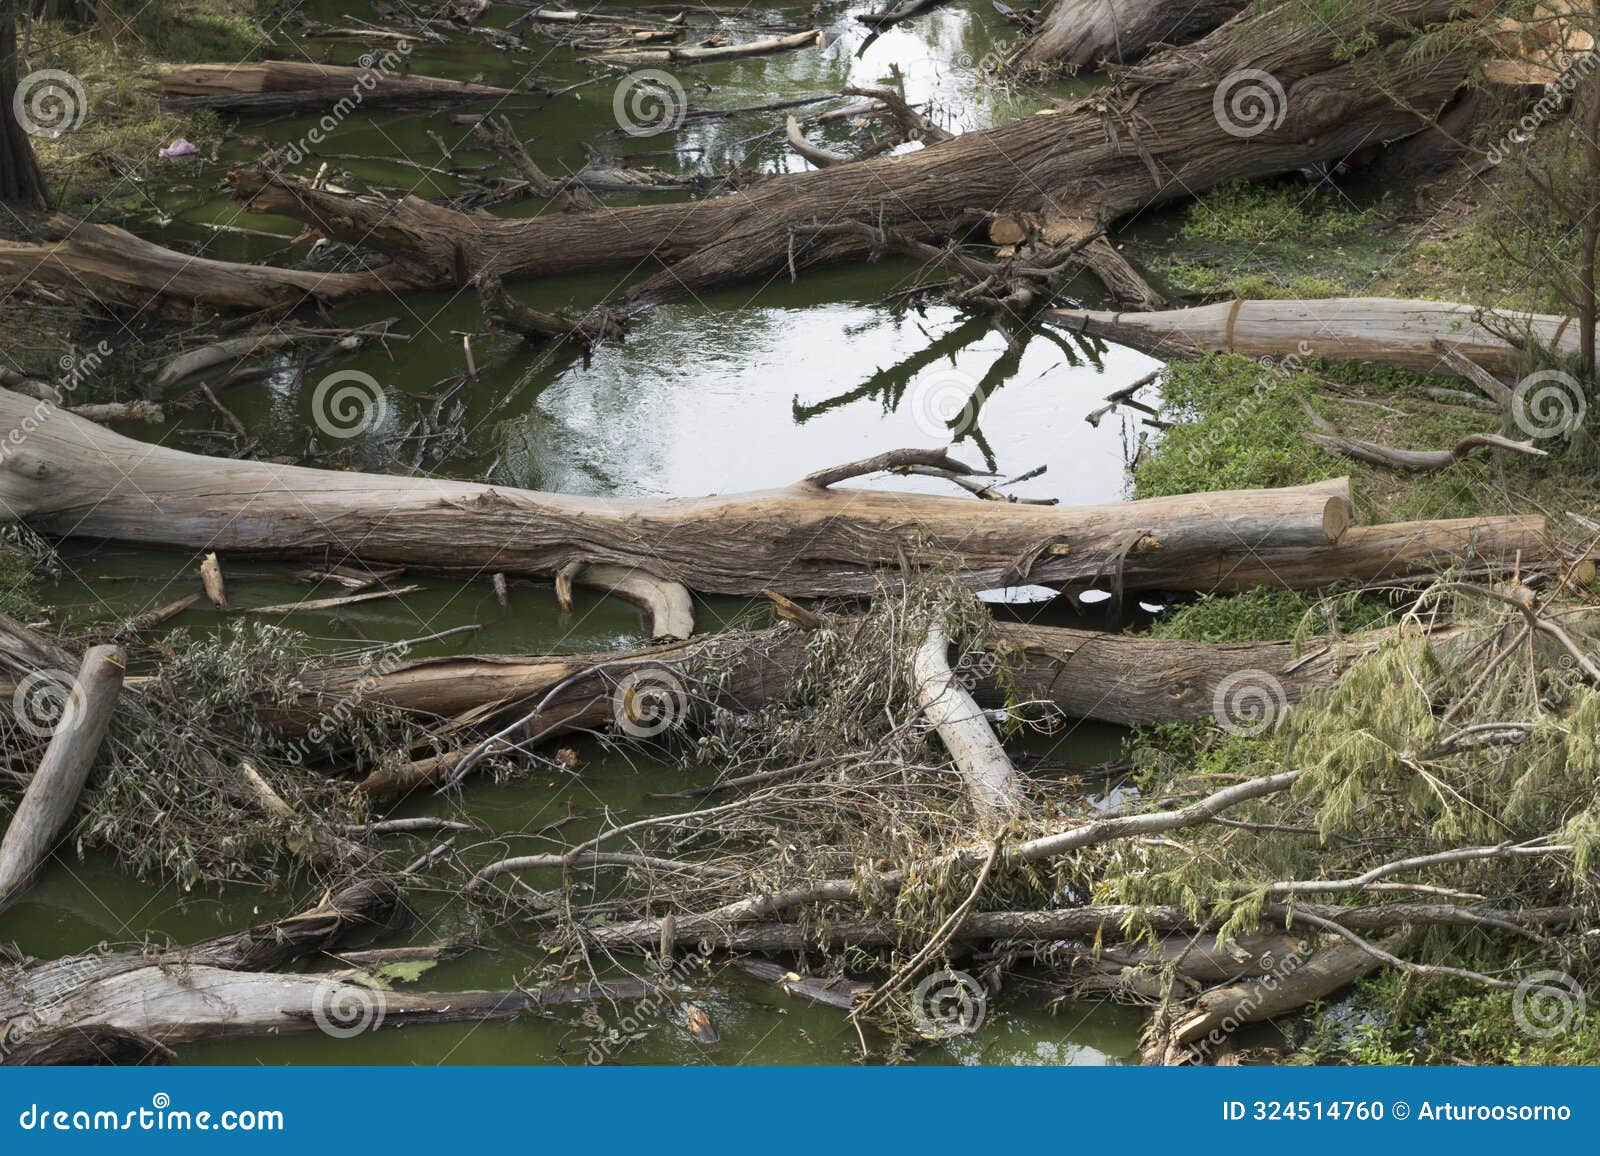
(0, 393, 1362, 599)
(0, 646, 124, 914)
(1018, 0, 1247, 68)
(590, 28, 822, 65)
(0, 877, 652, 1059)
(0, 1, 1468, 314)
(158, 61, 516, 113)
(1046, 297, 1580, 377)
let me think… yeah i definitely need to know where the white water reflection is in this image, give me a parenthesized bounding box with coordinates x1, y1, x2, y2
(508, 301, 1159, 500)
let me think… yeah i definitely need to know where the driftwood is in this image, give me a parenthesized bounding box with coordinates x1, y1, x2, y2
(1305, 430, 1547, 471)
(1142, 940, 1383, 1064)
(0, 394, 1374, 600)
(1047, 297, 1581, 377)
(590, 28, 822, 65)
(1018, 0, 1247, 68)
(0, 1, 1468, 315)
(476, 272, 622, 345)
(786, 115, 849, 167)
(471, 116, 598, 213)
(555, 563, 694, 641)
(575, 902, 1575, 953)
(157, 61, 515, 113)
(0, 646, 124, 914)
(910, 624, 1023, 823)
(0, 877, 652, 1059)
(273, 619, 1444, 793)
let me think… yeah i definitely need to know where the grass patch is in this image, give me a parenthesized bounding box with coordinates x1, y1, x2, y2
(11, 0, 260, 217)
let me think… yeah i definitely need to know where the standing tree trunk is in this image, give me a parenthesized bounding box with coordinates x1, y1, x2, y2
(1577, 12, 1600, 379)
(0, 7, 48, 208)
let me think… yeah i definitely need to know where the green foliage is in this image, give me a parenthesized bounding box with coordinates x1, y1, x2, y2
(1131, 353, 1329, 499)
(1147, 587, 1396, 644)
(1180, 183, 1374, 247)
(1295, 972, 1600, 1065)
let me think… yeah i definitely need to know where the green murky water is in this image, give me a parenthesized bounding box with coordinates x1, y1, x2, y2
(1, 0, 1167, 1064)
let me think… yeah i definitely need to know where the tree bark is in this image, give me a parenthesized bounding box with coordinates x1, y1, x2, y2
(0, 877, 652, 1059)
(157, 61, 515, 113)
(268, 619, 1449, 798)
(0, 11, 47, 208)
(910, 624, 1023, 823)
(0, 390, 1362, 599)
(0, 645, 123, 913)
(1, 0, 1468, 314)
(1047, 297, 1582, 377)
(1018, 0, 1247, 69)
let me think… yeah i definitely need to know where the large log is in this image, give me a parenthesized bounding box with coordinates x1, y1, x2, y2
(1018, 0, 1247, 69)
(284, 619, 1445, 797)
(158, 61, 516, 113)
(1046, 298, 1580, 377)
(0, 877, 650, 1059)
(0, 0, 1469, 314)
(0, 645, 124, 914)
(0, 391, 1358, 599)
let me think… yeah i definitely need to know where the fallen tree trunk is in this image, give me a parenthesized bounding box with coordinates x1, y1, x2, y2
(577, 902, 1576, 952)
(277, 618, 1441, 797)
(0, 645, 124, 914)
(1046, 297, 1579, 377)
(1017, 0, 1247, 69)
(910, 624, 1024, 823)
(0, 395, 1365, 599)
(157, 61, 516, 113)
(589, 28, 822, 65)
(0, 0, 1470, 314)
(0, 877, 652, 1059)
(1153, 940, 1382, 1062)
